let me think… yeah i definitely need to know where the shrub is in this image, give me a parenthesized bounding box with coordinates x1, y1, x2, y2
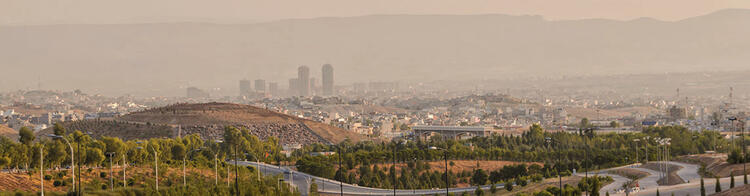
(44, 175, 52, 180)
(475, 186, 484, 196)
(53, 180, 62, 187)
(100, 172, 107, 178)
(56, 171, 67, 178)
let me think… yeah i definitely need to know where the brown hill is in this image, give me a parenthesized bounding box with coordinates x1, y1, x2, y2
(116, 102, 363, 144)
(0, 125, 17, 141)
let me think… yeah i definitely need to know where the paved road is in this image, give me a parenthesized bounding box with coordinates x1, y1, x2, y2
(604, 161, 725, 196)
(236, 161, 502, 196)
(630, 167, 662, 191)
(662, 161, 700, 183)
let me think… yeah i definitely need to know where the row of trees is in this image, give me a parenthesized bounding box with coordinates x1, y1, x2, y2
(294, 124, 732, 190)
(0, 124, 299, 196)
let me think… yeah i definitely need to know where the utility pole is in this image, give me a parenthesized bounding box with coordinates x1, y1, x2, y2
(393, 144, 397, 196)
(123, 153, 127, 188)
(106, 152, 115, 191)
(40, 144, 45, 196)
(338, 146, 343, 196)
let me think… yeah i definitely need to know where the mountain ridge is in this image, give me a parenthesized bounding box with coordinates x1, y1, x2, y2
(1, 9, 749, 96)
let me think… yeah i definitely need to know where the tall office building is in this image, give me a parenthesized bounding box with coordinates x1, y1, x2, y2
(288, 78, 299, 96)
(254, 79, 266, 92)
(322, 64, 334, 96)
(268, 82, 279, 96)
(239, 79, 252, 97)
(297, 66, 310, 96)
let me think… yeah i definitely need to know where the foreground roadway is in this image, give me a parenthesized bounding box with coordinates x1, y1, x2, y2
(236, 161, 501, 195)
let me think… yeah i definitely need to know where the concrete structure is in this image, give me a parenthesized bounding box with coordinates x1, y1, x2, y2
(322, 64, 334, 96)
(288, 78, 299, 96)
(412, 125, 491, 140)
(239, 79, 252, 97)
(297, 66, 310, 96)
(268, 82, 279, 96)
(254, 79, 266, 92)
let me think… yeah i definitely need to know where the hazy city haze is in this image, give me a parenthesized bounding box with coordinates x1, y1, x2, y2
(2, 9, 750, 96)
(3, 0, 750, 25)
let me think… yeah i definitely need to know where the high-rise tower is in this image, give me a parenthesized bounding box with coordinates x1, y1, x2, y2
(322, 64, 334, 96)
(239, 79, 251, 97)
(297, 66, 310, 96)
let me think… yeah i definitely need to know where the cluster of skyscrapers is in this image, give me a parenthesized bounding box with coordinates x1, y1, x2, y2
(239, 64, 334, 98)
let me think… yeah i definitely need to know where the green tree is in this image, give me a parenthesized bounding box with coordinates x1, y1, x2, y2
(730, 174, 735, 188)
(52, 123, 66, 136)
(700, 177, 705, 196)
(309, 180, 319, 196)
(656, 189, 660, 196)
(172, 143, 186, 160)
(18, 127, 35, 145)
(715, 177, 722, 192)
(85, 148, 105, 166)
(505, 180, 513, 192)
(610, 121, 620, 128)
(580, 118, 591, 128)
(471, 169, 488, 186)
(490, 183, 497, 193)
(0, 156, 10, 171)
(474, 186, 484, 196)
(590, 177, 601, 196)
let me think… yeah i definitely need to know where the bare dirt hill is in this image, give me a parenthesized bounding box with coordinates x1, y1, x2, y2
(0, 124, 17, 141)
(115, 102, 363, 144)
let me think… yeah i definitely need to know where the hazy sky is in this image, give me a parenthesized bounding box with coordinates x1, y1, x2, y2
(2, 0, 750, 25)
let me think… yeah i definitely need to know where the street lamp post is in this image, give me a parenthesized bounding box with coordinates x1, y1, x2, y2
(136, 142, 158, 191)
(40, 143, 45, 196)
(337, 146, 343, 196)
(633, 139, 640, 164)
(105, 152, 115, 191)
(46, 134, 75, 194)
(546, 137, 562, 196)
(429, 146, 449, 196)
(73, 132, 91, 196)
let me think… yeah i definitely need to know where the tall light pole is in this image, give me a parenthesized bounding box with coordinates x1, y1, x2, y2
(46, 134, 75, 194)
(73, 132, 91, 196)
(136, 142, 158, 191)
(40, 143, 45, 196)
(105, 152, 115, 191)
(633, 139, 640, 164)
(337, 146, 343, 196)
(122, 151, 127, 189)
(546, 137, 562, 196)
(429, 146, 449, 196)
(214, 140, 223, 187)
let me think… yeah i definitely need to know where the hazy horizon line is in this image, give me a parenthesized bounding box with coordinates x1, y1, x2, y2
(2, 8, 747, 27)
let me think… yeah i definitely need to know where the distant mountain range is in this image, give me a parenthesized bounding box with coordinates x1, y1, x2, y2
(1, 9, 749, 96)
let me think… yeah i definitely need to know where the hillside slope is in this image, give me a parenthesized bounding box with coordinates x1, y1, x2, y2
(0, 125, 17, 141)
(117, 102, 363, 144)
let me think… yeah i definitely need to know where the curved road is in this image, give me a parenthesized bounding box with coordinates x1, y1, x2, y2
(236, 161, 502, 195)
